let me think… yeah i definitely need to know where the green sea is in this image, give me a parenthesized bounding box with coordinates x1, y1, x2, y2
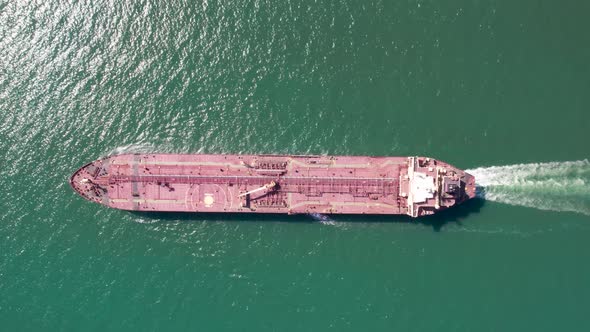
(1, 0, 589, 331)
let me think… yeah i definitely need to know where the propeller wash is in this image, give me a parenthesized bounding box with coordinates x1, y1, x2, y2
(467, 160, 590, 216)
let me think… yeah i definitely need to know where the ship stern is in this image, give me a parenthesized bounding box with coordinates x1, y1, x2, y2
(406, 157, 477, 217)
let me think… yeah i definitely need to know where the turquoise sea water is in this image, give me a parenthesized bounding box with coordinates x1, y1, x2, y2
(1, 1, 589, 331)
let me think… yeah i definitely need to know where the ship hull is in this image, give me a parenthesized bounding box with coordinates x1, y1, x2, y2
(70, 154, 476, 217)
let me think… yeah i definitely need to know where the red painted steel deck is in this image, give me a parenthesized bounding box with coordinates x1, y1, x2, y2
(70, 154, 476, 217)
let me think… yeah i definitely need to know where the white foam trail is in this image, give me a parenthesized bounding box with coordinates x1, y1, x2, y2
(104, 142, 178, 157)
(308, 213, 338, 225)
(105, 143, 157, 156)
(132, 217, 158, 224)
(467, 160, 590, 216)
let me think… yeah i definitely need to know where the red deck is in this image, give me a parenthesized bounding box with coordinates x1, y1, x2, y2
(70, 154, 476, 217)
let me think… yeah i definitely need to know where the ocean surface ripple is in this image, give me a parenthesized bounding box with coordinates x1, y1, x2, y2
(1, 0, 590, 331)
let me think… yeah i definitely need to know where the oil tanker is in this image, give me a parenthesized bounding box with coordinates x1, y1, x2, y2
(70, 154, 476, 217)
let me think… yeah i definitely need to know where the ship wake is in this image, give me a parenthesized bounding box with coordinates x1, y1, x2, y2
(308, 213, 341, 226)
(467, 160, 590, 216)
